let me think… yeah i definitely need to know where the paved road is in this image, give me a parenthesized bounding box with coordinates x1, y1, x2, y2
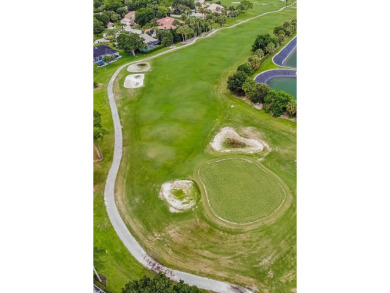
(103, 3, 296, 293)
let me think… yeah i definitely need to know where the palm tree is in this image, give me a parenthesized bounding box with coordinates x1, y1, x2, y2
(286, 99, 297, 116)
(207, 19, 214, 32)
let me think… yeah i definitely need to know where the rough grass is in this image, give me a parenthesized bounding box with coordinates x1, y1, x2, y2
(113, 4, 297, 293)
(94, 2, 297, 292)
(198, 158, 286, 224)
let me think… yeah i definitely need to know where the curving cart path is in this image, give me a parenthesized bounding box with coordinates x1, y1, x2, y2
(104, 2, 296, 293)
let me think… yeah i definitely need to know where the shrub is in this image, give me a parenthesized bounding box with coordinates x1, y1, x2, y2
(237, 63, 254, 75)
(227, 71, 249, 95)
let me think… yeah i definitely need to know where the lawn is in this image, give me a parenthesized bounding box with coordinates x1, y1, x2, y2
(198, 158, 287, 224)
(109, 3, 297, 292)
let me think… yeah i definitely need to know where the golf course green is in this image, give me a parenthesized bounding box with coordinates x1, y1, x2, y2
(94, 1, 297, 292)
(198, 158, 287, 224)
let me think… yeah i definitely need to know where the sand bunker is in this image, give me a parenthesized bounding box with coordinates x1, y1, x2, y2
(124, 74, 144, 88)
(210, 127, 265, 154)
(127, 62, 151, 72)
(159, 180, 197, 213)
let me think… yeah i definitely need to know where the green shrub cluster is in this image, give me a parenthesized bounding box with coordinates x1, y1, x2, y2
(122, 273, 202, 293)
(227, 18, 297, 117)
(263, 90, 296, 117)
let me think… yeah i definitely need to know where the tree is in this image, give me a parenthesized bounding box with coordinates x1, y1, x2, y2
(237, 63, 254, 75)
(286, 99, 297, 116)
(105, 28, 117, 40)
(242, 81, 270, 103)
(117, 32, 147, 56)
(278, 32, 286, 44)
(195, 2, 201, 12)
(207, 19, 214, 31)
(116, 7, 128, 17)
(94, 18, 105, 35)
(263, 90, 293, 117)
(176, 25, 193, 42)
(240, 0, 253, 10)
(93, 62, 99, 74)
(273, 26, 285, 36)
(172, 0, 195, 10)
(102, 55, 114, 62)
(291, 18, 297, 33)
(122, 273, 202, 293)
(252, 33, 277, 52)
(227, 71, 249, 95)
(135, 7, 155, 27)
(95, 13, 110, 26)
(104, 0, 122, 11)
(156, 6, 168, 18)
(93, 110, 109, 149)
(216, 15, 226, 27)
(265, 42, 276, 54)
(247, 55, 261, 71)
(254, 48, 264, 59)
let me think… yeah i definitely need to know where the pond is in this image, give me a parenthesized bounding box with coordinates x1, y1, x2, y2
(266, 45, 297, 98)
(284, 48, 297, 68)
(267, 76, 297, 98)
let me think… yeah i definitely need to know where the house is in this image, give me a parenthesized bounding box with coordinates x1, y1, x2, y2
(190, 12, 203, 18)
(123, 26, 142, 34)
(157, 17, 178, 30)
(107, 22, 115, 29)
(125, 11, 136, 22)
(140, 34, 160, 47)
(144, 29, 157, 37)
(93, 45, 119, 64)
(121, 11, 136, 25)
(207, 3, 224, 13)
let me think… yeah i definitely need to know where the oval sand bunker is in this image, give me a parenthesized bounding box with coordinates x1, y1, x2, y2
(210, 127, 265, 154)
(127, 62, 151, 72)
(159, 180, 198, 213)
(124, 74, 144, 88)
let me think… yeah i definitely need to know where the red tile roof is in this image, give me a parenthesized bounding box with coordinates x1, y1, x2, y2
(125, 11, 135, 20)
(157, 17, 177, 30)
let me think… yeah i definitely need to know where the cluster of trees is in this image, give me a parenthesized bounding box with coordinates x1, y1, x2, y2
(273, 19, 297, 44)
(227, 52, 264, 96)
(94, 0, 134, 34)
(117, 32, 147, 56)
(93, 110, 109, 152)
(250, 18, 296, 52)
(155, 15, 222, 47)
(122, 273, 202, 293)
(263, 89, 296, 117)
(226, 18, 297, 117)
(227, 0, 253, 17)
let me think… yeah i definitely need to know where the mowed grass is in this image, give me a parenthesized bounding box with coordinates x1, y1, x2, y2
(198, 158, 285, 224)
(112, 4, 297, 293)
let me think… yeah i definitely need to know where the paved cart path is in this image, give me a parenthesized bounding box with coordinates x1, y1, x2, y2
(104, 3, 296, 293)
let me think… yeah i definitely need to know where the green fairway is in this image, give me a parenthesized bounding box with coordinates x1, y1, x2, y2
(95, 2, 297, 292)
(112, 4, 297, 292)
(198, 158, 286, 224)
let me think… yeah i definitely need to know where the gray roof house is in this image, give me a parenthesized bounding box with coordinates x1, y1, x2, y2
(140, 34, 159, 47)
(93, 45, 120, 64)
